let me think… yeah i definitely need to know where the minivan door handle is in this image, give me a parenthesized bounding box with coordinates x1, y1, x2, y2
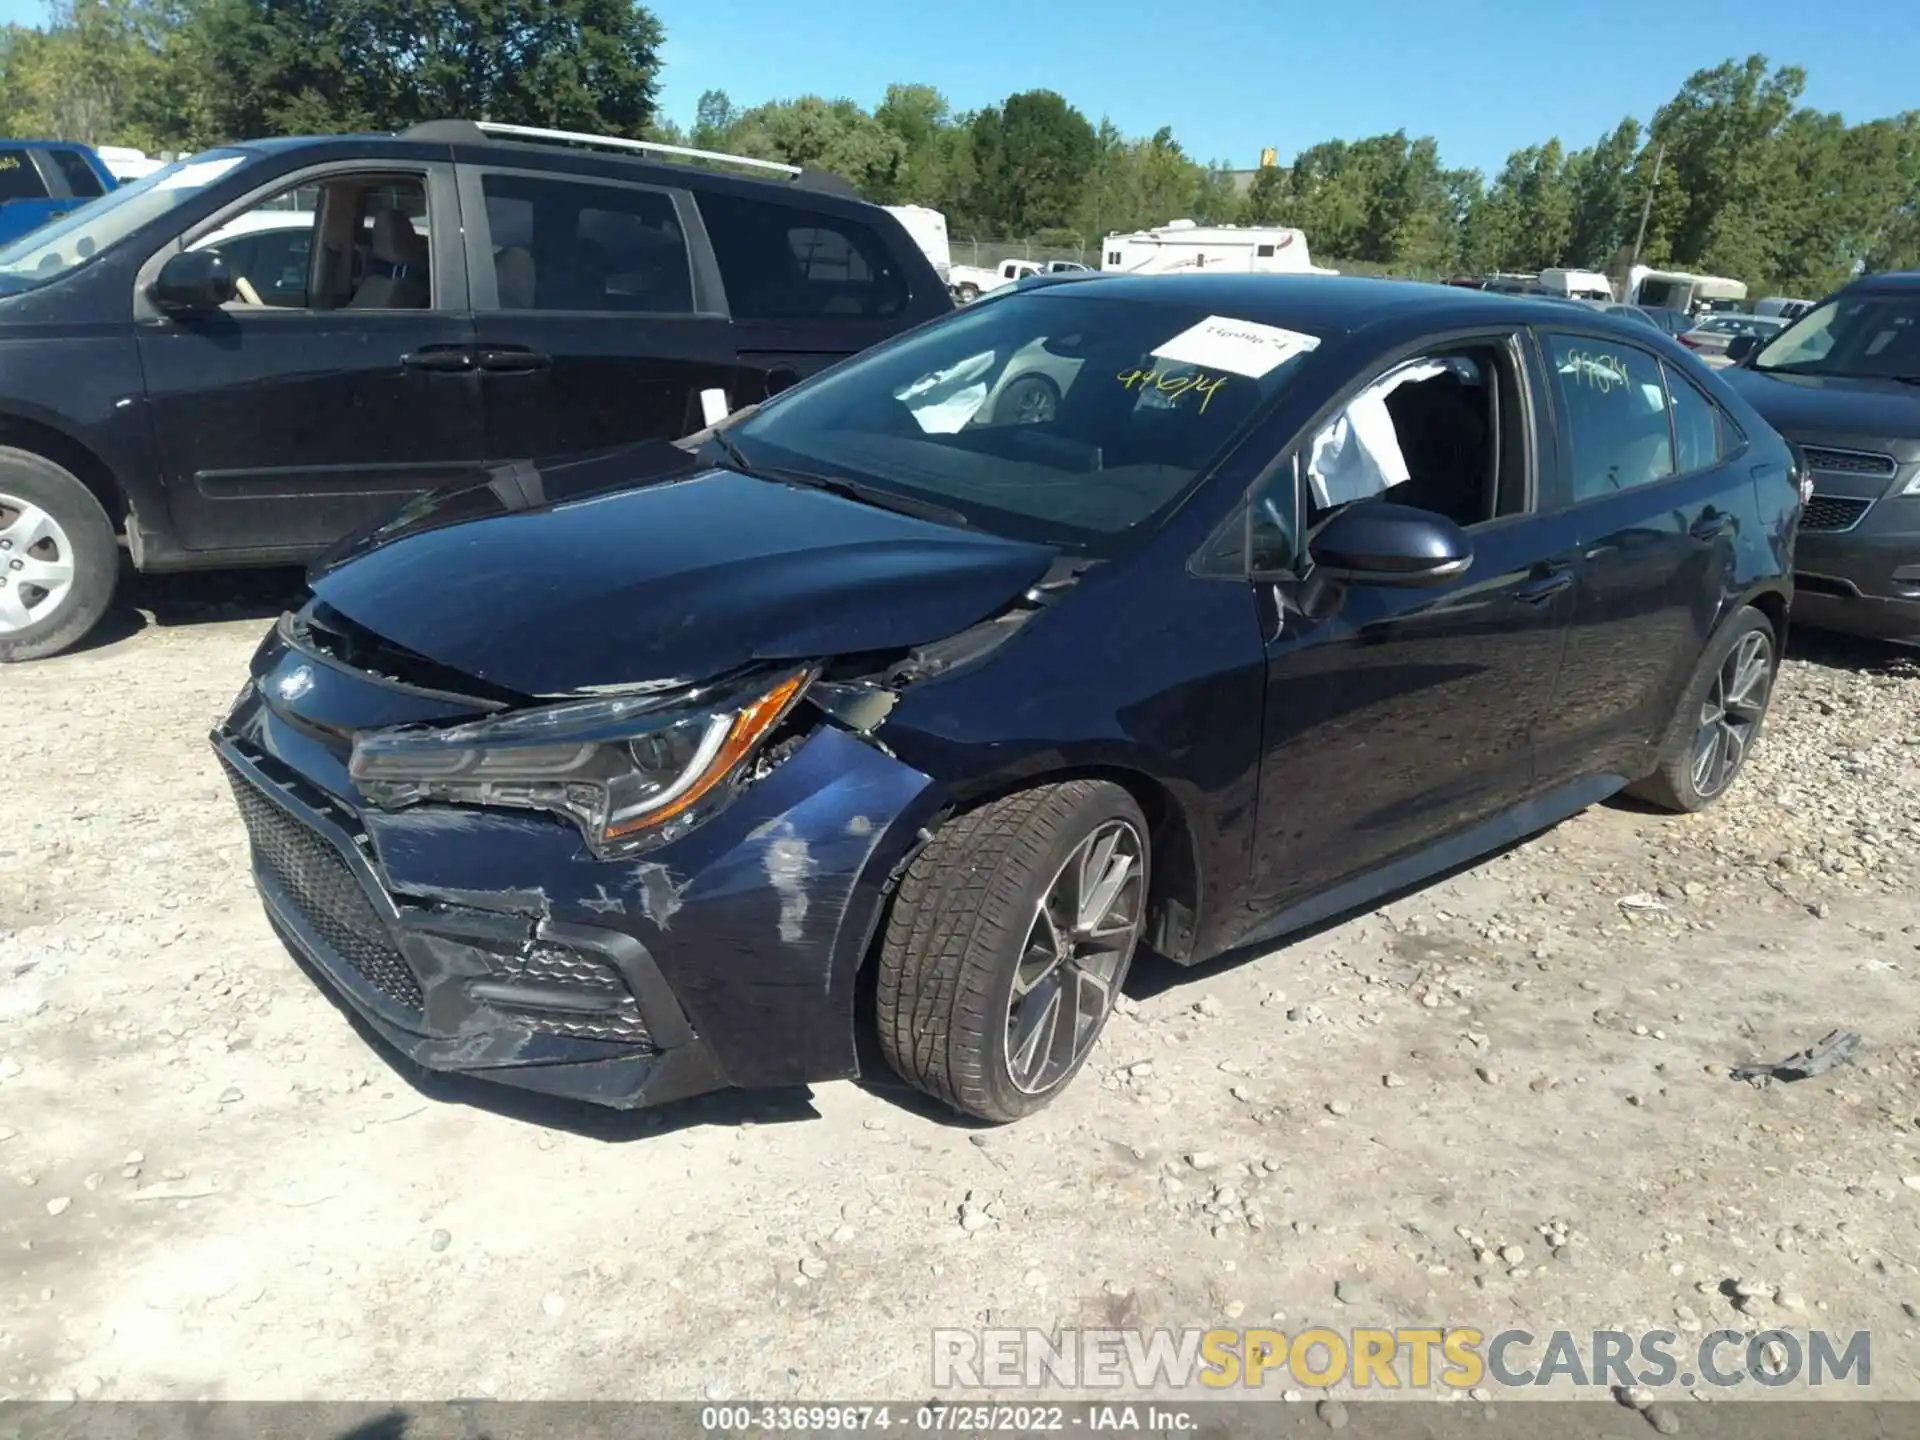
(1689, 510, 1736, 541)
(1514, 564, 1574, 604)
(477, 347, 552, 373)
(401, 346, 475, 373)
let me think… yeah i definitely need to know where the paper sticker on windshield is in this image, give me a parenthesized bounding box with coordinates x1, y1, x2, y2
(154, 157, 246, 192)
(1152, 316, 1321, 378)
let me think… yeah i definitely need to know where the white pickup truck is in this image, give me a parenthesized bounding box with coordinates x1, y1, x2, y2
(947, 258, 1088, 303)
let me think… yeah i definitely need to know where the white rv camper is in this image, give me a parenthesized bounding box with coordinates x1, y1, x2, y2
(1539, 267, 1614, 302)
(882, 204, 951, 283)
(1628, 265, 1748, 316)
(1100, 220, 1338, 276)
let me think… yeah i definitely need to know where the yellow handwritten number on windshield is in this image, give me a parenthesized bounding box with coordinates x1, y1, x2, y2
(1116, 368, 1230, 414)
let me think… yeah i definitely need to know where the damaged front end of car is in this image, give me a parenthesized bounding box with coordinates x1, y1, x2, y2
(213, 567, 1060, 1109)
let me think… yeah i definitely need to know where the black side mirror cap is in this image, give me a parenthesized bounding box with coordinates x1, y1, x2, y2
(152, 249, 235, 313)
(1725, 333, 1759, 364)
(1308, 501, 1474, 588)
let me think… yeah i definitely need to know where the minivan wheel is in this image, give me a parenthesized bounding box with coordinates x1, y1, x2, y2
(876, 780, 1149, 1122)
(1626, 606, 1777, 812)
(0, 448, 119, 663)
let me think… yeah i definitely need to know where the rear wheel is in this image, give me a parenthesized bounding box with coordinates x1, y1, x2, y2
(876, 781, 1149, 1122)
(956, 283, 980, 304)
(0, 448, 119, 663)
(1626, 606, 1777, 812)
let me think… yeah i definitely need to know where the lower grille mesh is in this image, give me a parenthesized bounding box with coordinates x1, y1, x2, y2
(221, 759, 425, 1011)
(1802, 496, 1872, 532)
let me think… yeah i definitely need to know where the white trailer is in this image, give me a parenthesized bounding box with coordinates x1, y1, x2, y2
(882, 204, 951, 283)
(1099, 220, 1338, 276)
(1628, 265, 1748, 315)
(1539, 267, 1614, 301)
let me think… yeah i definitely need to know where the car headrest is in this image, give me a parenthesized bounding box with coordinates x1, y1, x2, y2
(370, 211, 427, 268)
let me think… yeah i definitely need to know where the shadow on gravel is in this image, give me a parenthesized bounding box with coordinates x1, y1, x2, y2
(70, 561, 308, 655)
(1785, 626, 1919, 675)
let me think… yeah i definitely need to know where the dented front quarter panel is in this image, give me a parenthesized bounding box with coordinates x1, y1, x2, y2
(358, 725, 945, 1089)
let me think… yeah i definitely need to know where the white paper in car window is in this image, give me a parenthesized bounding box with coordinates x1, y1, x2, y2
(1152, 315, 1321, 378)
(154, 157, 245, 192)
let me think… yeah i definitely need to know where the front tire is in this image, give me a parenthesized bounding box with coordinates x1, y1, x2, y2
(876, 781, 1149, 1122)
(1625, 605, 1777, 812)
(0, 448, 119, 663)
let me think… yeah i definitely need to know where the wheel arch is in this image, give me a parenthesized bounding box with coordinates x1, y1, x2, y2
(0, 410, 132, 533)
(880, 762, 1207, 967)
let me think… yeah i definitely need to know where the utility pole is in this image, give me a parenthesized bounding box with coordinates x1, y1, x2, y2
(1628, 142, 1665, 274)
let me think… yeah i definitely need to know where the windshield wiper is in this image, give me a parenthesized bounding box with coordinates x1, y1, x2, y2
(765, 469, 976, 529)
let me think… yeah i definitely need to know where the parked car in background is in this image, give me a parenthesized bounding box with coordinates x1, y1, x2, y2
(1722, 272, 1920, 645)
(1679, 312, 1787, 366)
(95, 145, 167, 183)
(0, 121, 951, 661)
(0, 139, 117, 244)
(1754, 295, 1814, 321)
(212, 274, 1800, 1122)
(1578, 300, 1663, 332)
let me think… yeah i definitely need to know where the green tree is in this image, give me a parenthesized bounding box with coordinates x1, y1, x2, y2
(199, 0, 665, 141)
(970, 89, 1095, 234)
(691, 87, 737, 148)
(724, 95, 903, 194)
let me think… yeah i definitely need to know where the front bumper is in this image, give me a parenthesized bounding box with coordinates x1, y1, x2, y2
(215, 637, 944, 1109)
(1794, 492, 1920, 646)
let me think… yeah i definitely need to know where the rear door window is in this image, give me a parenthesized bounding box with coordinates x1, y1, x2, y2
(699, 191, 908, 321)
(1663, 362, 1722, 475)
(49, 149, 104, 198)
(0, 149, 49, 202)
(1542, 332, 1674, 501)
(479, 172, 693, 314)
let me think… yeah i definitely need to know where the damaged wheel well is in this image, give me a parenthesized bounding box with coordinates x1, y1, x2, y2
(858, 764, 1203, 979)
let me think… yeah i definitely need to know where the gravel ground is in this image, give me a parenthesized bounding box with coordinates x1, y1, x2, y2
(3, 572, 1918, 1404)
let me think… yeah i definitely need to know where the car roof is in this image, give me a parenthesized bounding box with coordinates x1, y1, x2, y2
(1845, 270, 1920, 294)
(1021, 272, 1645, 339)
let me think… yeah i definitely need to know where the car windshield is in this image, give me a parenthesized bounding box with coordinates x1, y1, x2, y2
(1752, 292, 1920, 380)
(725, 289, 1321, 549)
(0, 149, 252, 292)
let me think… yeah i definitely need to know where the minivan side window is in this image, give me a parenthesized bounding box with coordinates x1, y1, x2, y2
(50, 149, 105, 199)
(480, 173, 692, 314)
(1543, 332, 1674, 500)
(1663, 361, 1722, 475)
(699, 191, 908, 321)
(0, 149, 49, 202)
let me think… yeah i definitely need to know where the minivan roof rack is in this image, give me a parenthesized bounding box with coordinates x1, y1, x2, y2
(400, 119, 861, 197)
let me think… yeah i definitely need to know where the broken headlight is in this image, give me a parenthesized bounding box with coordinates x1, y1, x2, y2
(348, 668, 814, 856)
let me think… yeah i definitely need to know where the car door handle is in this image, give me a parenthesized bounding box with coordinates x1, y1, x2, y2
(1514, 565, 1573, 604)
(400, 346, 475, 373)
(477, 347, 552, 373)
(1689, 511, 1736, 541)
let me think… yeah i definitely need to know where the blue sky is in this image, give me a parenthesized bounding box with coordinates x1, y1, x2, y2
(2, 0, 1914, 176)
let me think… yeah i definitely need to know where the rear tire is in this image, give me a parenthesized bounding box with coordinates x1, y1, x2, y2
(0, 448, 119, 663)
(957, 283, 979, 304)
(1625, 606, 1777, 812)
(876, 781, 1149, 1123)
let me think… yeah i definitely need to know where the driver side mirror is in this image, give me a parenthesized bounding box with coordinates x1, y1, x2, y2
(1309, 502, 1473, 588)
(1725, 333, 1759, 364)
(152, 249, 235, 313)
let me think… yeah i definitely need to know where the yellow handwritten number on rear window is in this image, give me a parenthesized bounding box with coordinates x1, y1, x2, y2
(1116, 367, 1230, 413)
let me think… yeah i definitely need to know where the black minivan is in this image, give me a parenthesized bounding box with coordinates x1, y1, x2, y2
(0, 121, 949, 660)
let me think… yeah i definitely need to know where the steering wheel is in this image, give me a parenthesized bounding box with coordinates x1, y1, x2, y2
(233, 274, 264, 306)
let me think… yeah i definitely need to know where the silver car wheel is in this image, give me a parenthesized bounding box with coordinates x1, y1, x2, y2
(0, 492, 77, 634)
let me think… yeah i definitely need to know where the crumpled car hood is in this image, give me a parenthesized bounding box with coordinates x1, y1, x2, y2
(309, 460, 1058, 695)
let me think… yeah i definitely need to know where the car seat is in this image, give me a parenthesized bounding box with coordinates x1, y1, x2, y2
(347, 211, 429, 309)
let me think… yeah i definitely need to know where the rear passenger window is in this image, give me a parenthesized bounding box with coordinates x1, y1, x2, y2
(699, 191, 907, 321)
(50, 149, 104, 198)
(1664, 362, 1721, 474)
(1544, 333, 1673, 500)
(0, 149, 48, 201)
(481, 173, 692, 314)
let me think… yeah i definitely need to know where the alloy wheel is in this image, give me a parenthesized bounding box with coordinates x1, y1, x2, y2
(0, 492, 76, 634)
(1000, 376, 1058, 425)
(1691, 629, 1772, 799)
(1004, 818, 1146, 1094)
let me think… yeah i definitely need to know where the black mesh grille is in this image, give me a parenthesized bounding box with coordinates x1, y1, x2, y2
(491, 945, 651, 1044)
(221, 760, 425, 1011)
(1802, 495, 1873, 532)
(1802, 447, 1896, 478)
